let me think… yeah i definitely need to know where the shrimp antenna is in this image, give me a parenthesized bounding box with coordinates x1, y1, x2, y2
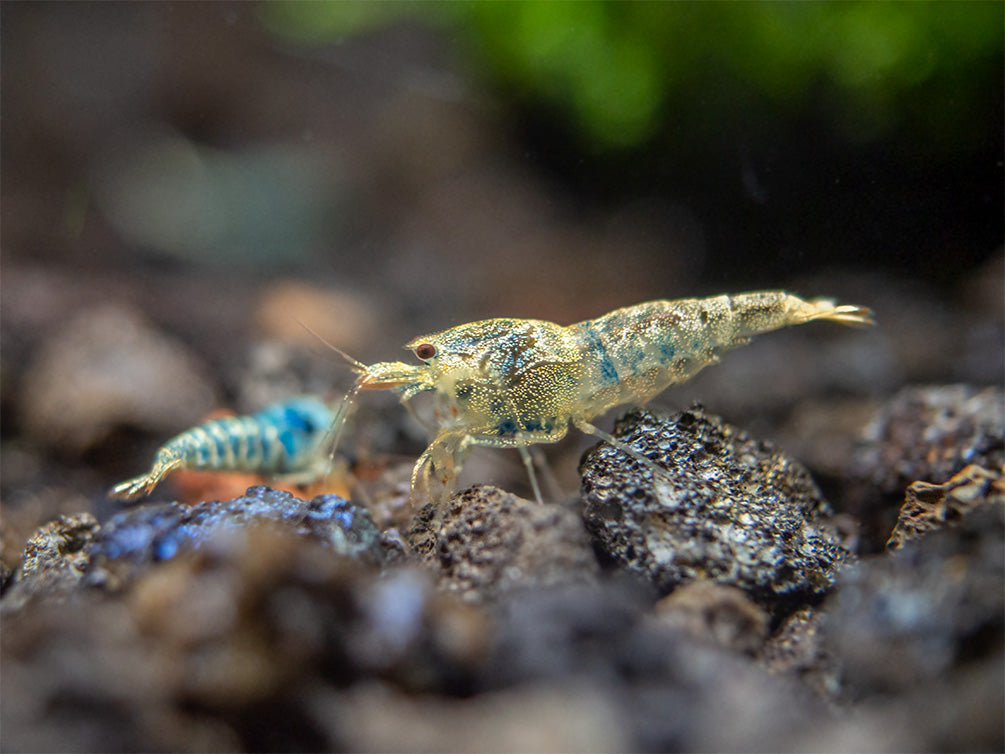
(294, 318, 368, 372)
(292, 318, 370, 482)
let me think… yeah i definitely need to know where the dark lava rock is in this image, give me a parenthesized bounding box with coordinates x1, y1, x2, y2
(91, 486, 396, 570)
(580, 408, 852, 610)
(411, 485, 599, 602)
(758, 607, 838, 700)
(887, 464, 1003, 550)
(6, 513, 101, 602)
(826, 502, 1004, 698)
(2, 487, 399, 609)
(485, 579, 649, 688)
(854, 384, 1004, 494)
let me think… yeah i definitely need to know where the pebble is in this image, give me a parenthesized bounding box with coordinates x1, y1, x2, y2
(19, 305, 217, 454)
(580, 408, 852, 611)
(758, 606, 837, 699)
(853, 384, 1004, 494)
(652, 579, 770, 655)
(411, 485, 599, 602)
(4, 513, 100, 606)
(90, 486, 396, 573)
(886, 464, 1004, 550)
(2, 487, 397, 609)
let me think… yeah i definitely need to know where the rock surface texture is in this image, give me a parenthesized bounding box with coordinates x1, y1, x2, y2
(580, 408, 852, 611)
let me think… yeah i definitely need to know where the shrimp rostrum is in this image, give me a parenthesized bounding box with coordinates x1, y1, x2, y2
(351, 291, 873, 504)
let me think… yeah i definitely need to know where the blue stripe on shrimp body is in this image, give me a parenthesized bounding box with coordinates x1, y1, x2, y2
(164, 396, 334, 474)
(570, 300, 713, 413)
(259, 397, 335, 469)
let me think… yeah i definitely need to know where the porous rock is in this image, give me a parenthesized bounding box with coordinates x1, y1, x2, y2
(2, 513, 100, 608)
(2, 487, 398, 608)
(580, 408, 851, 610)
(853, 384, 1004, 494)
(483, 580, 830, 752)
(887, 464, 1004, 550)
(91, 486, 397, 572)
(758, 606, 838, 699)
(412, 485, 599, 602)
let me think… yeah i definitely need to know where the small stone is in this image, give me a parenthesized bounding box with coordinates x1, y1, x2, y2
(3, 513, 100, 609)
(854, 384, 1004, 494)
(19, 305, 217, 453)
(90, 486, 397, 578)
(887, 464, 1004, 550)
(653, 579, 770, 655)
(758, 606, 839, 699)
(580, 408, 852, 611)
(412, 485, 599, 602)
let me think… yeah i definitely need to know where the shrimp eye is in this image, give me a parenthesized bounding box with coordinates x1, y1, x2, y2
(414, 343, 437, 360)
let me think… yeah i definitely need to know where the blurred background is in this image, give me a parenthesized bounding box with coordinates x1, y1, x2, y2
(2, 2, 1002, 525)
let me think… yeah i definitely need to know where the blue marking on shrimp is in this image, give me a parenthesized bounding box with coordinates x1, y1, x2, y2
(579, 326, 619, 386)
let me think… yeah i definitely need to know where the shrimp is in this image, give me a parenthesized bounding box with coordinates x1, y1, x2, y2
(111, 396, 336, 501)
(350, 291, 873, 504)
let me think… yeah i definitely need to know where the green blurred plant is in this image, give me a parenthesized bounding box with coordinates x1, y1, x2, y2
(260, 1, 1001, 155)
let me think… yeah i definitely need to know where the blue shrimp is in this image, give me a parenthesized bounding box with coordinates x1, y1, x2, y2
(111, 396, 336, 501)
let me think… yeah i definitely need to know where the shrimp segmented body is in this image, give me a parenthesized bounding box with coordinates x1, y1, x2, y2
(352, 291, 873, 503)
(111, 396, 336, 500)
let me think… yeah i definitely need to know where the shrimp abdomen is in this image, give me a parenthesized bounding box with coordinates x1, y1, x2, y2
(569, 292, 873, 417)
